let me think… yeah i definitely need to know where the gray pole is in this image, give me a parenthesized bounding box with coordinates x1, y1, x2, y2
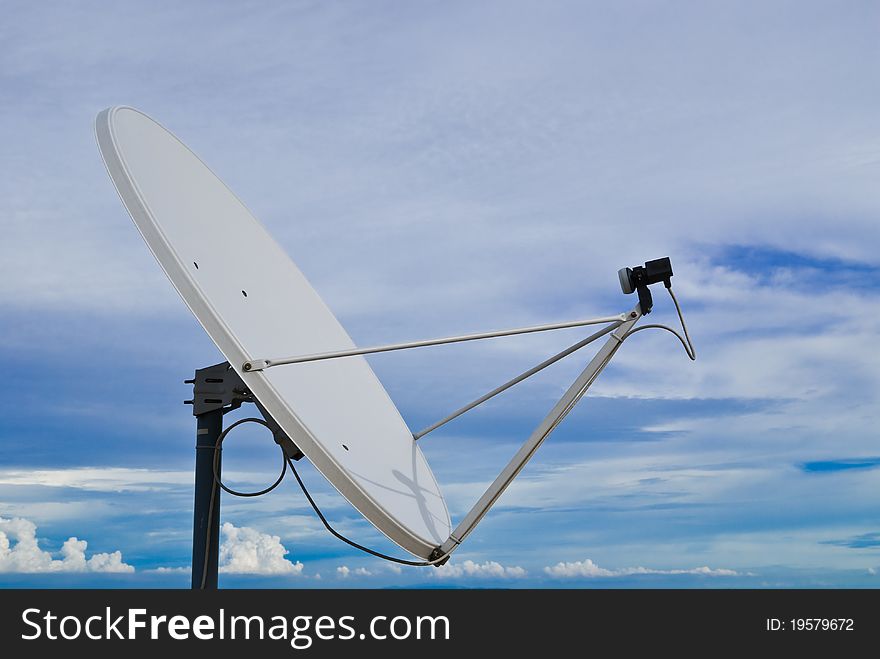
(191, 407, 222, 589)
(185, 361, 266, 589)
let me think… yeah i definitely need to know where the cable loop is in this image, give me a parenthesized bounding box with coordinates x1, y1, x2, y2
(622, 287, 696, 360)
(212, 417, 287, 498)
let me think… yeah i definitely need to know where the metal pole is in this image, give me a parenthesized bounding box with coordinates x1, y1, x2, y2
(191, 408, 222, 589)
(437, 307, 641, 556)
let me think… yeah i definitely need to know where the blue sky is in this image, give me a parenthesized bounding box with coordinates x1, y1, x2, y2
(2, 0, 880, 587)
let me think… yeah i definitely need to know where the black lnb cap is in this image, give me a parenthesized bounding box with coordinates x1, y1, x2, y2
(618, 257, 673, 294)
(617, 257, 674, 315)
(644, 257, 674, 287)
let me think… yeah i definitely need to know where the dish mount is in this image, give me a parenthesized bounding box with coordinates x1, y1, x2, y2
(185, 362, 304, 589)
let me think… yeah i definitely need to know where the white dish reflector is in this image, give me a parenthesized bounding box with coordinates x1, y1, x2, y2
(96, 107, 451, 558)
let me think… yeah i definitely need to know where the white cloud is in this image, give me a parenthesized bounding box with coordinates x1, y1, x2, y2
(336, 565, 373, 578)
(218, 522, 303, 575)
(0, 516, 133, 573)
(544, 558, 737, 578)
(433, 559, 527, 579)
(543, 558, 613, 578)
(0, 467, 295, 495)
(623, 565, 738, 577)
(0, 501, 116, 525)
(0, 467, 192, 492)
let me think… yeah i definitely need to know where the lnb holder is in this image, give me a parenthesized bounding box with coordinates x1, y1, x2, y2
(617, 257, 673, 315)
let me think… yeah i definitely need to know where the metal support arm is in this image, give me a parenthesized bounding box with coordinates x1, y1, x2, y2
(437, 306, 641, 557)
(413, 319, 624, 439)
(242, 313, 628, 372)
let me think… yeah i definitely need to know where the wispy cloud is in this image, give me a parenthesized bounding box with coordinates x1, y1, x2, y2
(544, 558, 737, 578)
(0, 467, 192, 492)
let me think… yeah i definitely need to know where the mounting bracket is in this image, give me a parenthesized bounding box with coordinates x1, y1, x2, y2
(185, 361, 302, 590)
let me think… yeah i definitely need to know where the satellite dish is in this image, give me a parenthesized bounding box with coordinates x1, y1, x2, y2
(96, 107, 695, 579)
(96, 106, 450, 558)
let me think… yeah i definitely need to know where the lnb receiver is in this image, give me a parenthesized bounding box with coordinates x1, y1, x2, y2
(618, 257, 673, 315)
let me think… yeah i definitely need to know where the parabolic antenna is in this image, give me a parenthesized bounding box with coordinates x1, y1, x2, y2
(96, 106, 450, 558)
(97, 107, 696, 576)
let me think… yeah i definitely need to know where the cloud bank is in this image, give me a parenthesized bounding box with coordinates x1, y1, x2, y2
(336, 565, 373, 578)
(543, 558, 737, 578)
(433, 559, 527, 579)
(0, 516, 133, 573)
